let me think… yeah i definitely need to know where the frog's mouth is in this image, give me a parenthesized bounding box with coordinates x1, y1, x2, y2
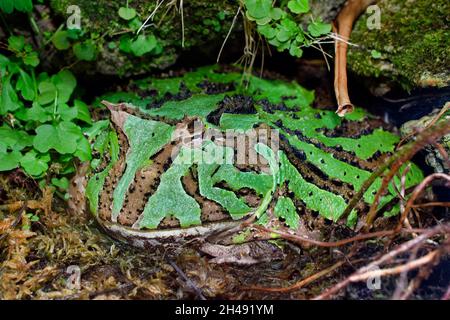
(97, 217, 243, 248)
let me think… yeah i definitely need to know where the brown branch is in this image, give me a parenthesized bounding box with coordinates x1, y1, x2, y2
(333, 0, 376, 116)
(396, 173, 450, 232)
(253, 224, 426, 248)
(312, 224, 449, 300)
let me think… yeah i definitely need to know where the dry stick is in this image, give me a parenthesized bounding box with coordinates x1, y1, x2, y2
(313, 224, 449, 300)
(217, 6, 241, 63)
(412, 202, 450, 208)
(253, 224, 426, 248)
(339, 119, 450, 230)
(347, 250, 440, 282)
(333, 0, 376, 116)
(243, 260, 346, 293)
(396, 173, 450, 232)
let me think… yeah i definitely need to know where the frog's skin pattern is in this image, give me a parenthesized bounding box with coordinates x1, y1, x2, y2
(86, 65, 424, 240)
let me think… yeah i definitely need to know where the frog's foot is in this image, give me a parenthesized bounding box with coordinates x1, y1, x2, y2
(200, 241, 284, 265)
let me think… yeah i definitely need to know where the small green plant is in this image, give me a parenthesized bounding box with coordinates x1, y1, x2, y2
(0, 34, 95, 182)
(51, 28, 98, 61)
(243, 0, 332, 58)
(0, 0, 33, 14)
(22, 212, 39, 231)
(118, 0, 137, 21)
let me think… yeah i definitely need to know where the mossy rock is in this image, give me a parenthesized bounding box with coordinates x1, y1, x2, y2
(348, 0, 449, 90)
(49, 0, 237, 76)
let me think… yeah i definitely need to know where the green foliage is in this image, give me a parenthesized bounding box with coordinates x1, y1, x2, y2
(0, 0, 33, 14)
(243, 0, 332, 58)
(73, 41, 97, 61)
(118, 7, 137, 20)
(119, 34, 161, 57)
(0, 34, 95, 182)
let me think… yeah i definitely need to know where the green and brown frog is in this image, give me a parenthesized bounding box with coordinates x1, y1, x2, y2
(73, 66, 423, 260)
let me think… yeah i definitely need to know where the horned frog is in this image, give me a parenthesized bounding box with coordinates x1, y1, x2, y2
(73, 66, 423, 263)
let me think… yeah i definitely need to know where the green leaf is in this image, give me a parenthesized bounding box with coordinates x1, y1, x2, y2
(15, 102, 50, 122)
(307, 20, 331, 37)
(73, 41, 97, 61)
(255, 16, 272, 26)
(16, 69, 35, 101)
(74, 136, 92, 161)
(0, 125, 33, 151)
(83, 120, 109, 138)
(14, 0, 33, 12)
(51, 177, 70, 190)
(33, 121, 82, 154)
(20, 151, 49, 176)
(371, 49, 382, 59)
(270, 7, 284, 20)
(129, 34, 157, 57)
(119, 35, 132, 53)
(257, 24, 277, 39)
(52, 30, 71, 50)
(244, 0, 272, 20)
(23, 51, 40, 67)
(0, 74, 21, 115)
(0, 0, 14, 14)
(0, 150, 22, 171)
(37, 80, 57, 105)
(8, 35, 25, 51)
(52, 69, 77, 103)
(289, 44, 303, 58)
(57, 103, 77, 121)
(74, 99, 92, 124)
(287, 0, 309, 14)
(118, 7, 136, 20)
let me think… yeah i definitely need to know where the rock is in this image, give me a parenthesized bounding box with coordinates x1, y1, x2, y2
(348, 0, 449, 91)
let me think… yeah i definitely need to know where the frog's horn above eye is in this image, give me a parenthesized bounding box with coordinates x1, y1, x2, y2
(101, 100, 118, 111)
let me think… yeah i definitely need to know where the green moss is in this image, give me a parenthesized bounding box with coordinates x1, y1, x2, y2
(348, 0, 449, 90)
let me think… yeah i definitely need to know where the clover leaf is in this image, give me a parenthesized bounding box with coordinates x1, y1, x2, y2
(34, 121, 83, 154)
(37, 80, 57, 105)
(287, 0, 310, 14)
(52, 70, 77, 103)
(20, 150, 50, 176)
(0, 150, 22, 171)
(73, 41, 97, 61)
(307, 20, 332, 37)
(8, 35, 25, 52)
(52, 30, 71, 50)
(244, 0, 272, 20)
(118, 7, 136, 20)
(129, 34, 157, 56)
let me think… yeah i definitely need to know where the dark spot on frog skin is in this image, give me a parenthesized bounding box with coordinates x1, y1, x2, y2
(207, 94, 257, 126)
(197, 80, 235, 94)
